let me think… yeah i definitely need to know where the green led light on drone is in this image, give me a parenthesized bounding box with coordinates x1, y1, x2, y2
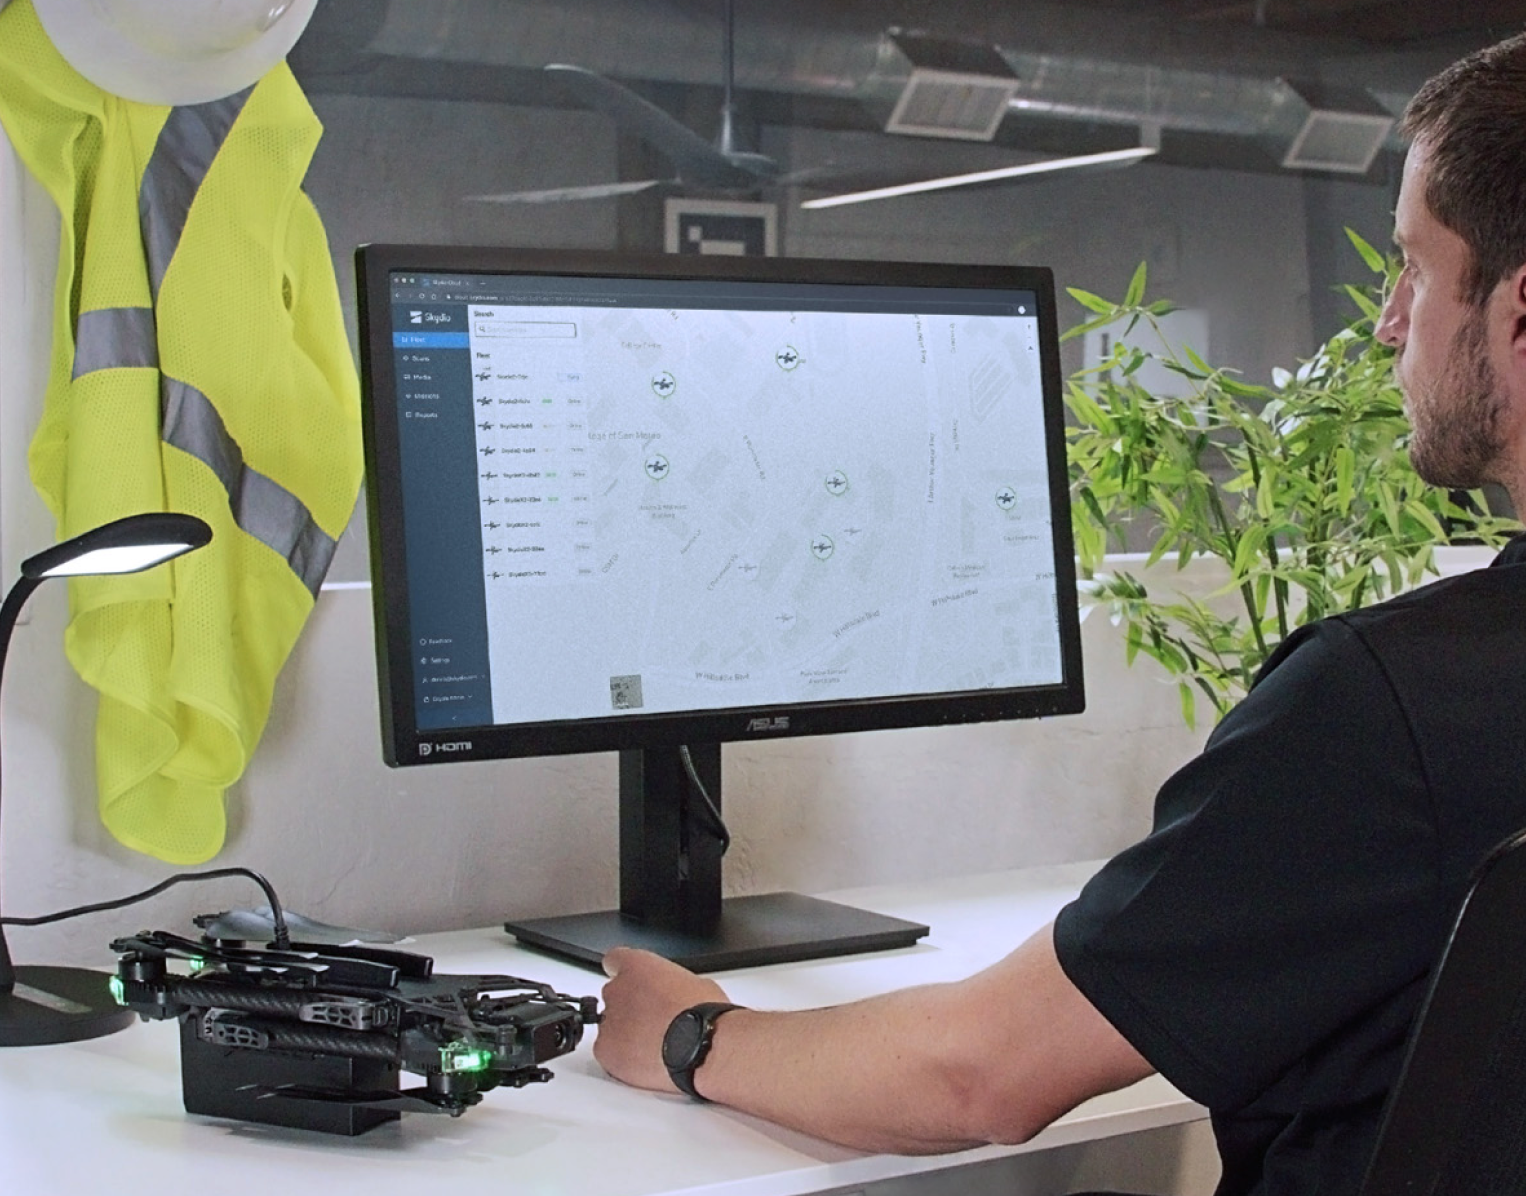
(442, 1044, 493, 1074)
(108, 976, 126, 1006)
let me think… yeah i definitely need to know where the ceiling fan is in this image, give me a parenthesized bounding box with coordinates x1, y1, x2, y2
(465, 0, 1156, 209)
(465, 0, 818, 205)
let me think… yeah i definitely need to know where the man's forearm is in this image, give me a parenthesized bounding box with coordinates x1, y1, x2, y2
(692, 984, 1020, 1154)
(594, 923, 1154, 1155)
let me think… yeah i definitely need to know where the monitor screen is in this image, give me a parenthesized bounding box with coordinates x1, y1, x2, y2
(356, 244, 1084, 970)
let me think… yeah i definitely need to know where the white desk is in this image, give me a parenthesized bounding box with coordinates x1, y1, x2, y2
(0, 860, 1206, 1196)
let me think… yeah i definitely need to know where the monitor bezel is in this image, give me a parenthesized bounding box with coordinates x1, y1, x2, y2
(357, 243, 1085, 768)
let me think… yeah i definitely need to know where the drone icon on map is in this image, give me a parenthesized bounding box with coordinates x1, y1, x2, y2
(651, 372, 676, 397)
(825, 470, 849, 496)
(645, 454, 670, 480)
(776, 346, 800, 371)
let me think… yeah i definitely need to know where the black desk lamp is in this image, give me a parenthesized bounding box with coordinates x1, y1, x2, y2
(0, 512, 212, 1047)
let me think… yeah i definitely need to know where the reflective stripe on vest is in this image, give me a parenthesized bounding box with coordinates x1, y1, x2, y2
(68, 92, 338, 597)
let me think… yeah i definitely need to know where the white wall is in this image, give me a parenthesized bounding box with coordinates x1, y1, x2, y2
(0, 116, 1222, 966)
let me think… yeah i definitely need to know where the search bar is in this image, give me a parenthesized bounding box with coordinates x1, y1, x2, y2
(473, 320, 578, 338)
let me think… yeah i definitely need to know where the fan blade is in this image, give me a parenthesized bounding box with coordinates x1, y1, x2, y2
(545, 64, 762, 187)
(464, 179, 669, 204)
(799, 147, 1158, 210)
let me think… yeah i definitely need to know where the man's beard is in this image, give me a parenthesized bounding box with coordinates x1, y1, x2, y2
(1406, 314, 1505, 489)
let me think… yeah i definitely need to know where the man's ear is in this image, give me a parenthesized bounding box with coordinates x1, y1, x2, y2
(1508, 265, 1526, 364)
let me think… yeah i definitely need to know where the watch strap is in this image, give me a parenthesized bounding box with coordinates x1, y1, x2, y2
(664, 1001, 743, 1100)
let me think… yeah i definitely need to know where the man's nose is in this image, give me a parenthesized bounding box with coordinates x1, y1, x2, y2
(1376, 278, 1408, 348)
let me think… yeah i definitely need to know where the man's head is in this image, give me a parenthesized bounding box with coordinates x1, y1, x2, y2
(1376, 34, 1526, 498)
(1402, 35, 1526, 308)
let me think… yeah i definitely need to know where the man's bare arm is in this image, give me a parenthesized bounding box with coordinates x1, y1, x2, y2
(593, 922, 1153, 1154)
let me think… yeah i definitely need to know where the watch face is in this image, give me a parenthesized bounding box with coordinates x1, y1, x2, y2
(662, 1009, 706, 1070)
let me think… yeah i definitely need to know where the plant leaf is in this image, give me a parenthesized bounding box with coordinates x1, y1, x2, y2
(1067, 287, 1117, 315)
(1060, 311, 1123, 343)
(1346, 227, 1388, 274)
(1123, 261, 1148, 307)
(1178, 682, 1197, 730)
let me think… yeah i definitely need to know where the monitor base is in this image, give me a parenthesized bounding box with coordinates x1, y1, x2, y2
(0, 965, 136, 1047)
(506, 891, 928, 973)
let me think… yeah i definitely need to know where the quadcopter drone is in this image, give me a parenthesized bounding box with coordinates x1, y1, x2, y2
(110, 929, 600, 1136)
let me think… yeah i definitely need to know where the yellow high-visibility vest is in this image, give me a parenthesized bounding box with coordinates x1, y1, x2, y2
(0, 0, 362, 862)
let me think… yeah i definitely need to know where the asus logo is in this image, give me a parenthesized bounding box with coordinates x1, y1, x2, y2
(746, 716, 790, 733)
(419, 740, 473, 758)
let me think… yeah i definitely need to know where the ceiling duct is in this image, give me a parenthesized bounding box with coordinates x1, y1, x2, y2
(880, 28, 1020, 141)
(357, 0, 1409, 168)
(1279, 78, 1397, 173)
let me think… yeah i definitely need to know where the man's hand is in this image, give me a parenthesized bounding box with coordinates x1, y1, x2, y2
(593, 947, 732, 1092)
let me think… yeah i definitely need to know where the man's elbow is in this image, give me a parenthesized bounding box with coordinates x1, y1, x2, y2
(935, 1060, 1054, 1147)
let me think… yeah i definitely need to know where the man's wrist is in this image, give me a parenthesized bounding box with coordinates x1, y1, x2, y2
(661, 1001, 744, 1100)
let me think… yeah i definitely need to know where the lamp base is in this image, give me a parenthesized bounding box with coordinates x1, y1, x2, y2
(0, 965, 136, 1047)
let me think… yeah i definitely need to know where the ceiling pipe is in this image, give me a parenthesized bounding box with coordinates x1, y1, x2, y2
(360, 0, 1411, 152)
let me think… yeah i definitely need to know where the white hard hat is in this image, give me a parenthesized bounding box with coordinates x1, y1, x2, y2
(31, 0, 320, 105)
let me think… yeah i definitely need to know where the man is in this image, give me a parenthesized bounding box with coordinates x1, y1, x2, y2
(594, 33, 1526, 1196)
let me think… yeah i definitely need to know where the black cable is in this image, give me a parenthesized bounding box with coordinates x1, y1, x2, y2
(0, 867, 291, 950)
(678, 745, 730, 854)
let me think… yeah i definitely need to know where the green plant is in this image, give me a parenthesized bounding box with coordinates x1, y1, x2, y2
(1065, 230, 1517, 728)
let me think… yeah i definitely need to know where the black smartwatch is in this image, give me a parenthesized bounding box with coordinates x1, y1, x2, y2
(661, 1001, 743, 1100)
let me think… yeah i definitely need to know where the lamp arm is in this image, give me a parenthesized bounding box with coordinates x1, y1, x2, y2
(0, 574, 44, 992)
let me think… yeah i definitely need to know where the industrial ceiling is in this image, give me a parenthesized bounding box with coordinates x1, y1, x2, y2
(289, 0, 1526, 187)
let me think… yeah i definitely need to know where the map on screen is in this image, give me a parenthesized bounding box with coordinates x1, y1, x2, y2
(465, 300, 1063, 723)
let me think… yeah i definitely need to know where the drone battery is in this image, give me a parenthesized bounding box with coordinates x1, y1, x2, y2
(178, 1017, 401, 1135)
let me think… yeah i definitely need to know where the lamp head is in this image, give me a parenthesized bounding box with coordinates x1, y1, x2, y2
(20, 513, 213, 580)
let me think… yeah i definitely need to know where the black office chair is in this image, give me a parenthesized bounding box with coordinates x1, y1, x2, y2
(1358, 826, 1526, 1196)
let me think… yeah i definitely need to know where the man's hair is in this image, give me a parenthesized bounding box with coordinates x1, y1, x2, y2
(1403, 32, 1526, 306)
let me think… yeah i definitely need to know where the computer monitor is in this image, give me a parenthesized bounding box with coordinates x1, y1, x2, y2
(356, 244, 1084, 972)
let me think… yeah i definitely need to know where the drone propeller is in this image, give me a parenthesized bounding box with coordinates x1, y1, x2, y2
(195, 906, 405, 945)
(111, 930, 415, 989)
(243, 1083, 482, 1117)
(113, 930, 324, 972)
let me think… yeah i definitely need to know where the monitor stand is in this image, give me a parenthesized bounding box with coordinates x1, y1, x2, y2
(504, 744, 929, 973)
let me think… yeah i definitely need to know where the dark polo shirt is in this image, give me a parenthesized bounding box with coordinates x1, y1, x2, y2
(1056, 536, 1526, 1196)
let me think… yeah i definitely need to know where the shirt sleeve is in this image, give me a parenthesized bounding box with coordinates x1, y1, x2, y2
(1053, 618, 1443, 1111)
